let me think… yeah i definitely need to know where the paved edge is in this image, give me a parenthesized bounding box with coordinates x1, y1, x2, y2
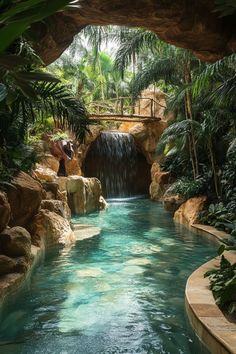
(185, 224, 236, 354)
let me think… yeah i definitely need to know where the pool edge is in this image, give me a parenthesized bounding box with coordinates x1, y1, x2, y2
(185, 224, 236, 354)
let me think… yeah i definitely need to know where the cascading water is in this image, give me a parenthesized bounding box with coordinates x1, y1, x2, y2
(83, 131, 151, 198)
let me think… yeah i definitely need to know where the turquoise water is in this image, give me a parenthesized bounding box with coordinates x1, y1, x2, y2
(0, 200, 216, 354)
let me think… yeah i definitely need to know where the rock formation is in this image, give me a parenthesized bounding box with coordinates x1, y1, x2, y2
(174, 196, 208, 227)
(40, 199, 71, 220)
(33, 1, 236, 65)
(66, 176, 106, 215)
(0, 192, 11, 233)
(0, 171, 76, 302)
(0, 227, 32, 260)
(162, 194, 185, 214)
(31, 209, 75, 248)
(149, 162, 172, 201)
(7, 172, 43, 228)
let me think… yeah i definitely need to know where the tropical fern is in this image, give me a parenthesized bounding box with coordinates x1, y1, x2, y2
(192, 54, 236, 97)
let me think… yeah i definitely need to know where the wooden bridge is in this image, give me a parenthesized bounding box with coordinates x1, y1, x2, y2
(88, 96, 165, 123)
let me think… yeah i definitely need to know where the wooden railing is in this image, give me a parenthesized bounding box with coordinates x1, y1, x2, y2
(88, 96, 165, 119)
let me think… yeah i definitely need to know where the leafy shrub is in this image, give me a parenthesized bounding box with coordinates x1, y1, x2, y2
(205, 256, 236, 314)
(167, 176, 207, 199)
(221, 160, 236, 214)
(160, 154, 192, 178)
(200, 202, 236, 236)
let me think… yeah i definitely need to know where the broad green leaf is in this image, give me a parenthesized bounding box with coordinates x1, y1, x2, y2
(0, 0, 72, 52)
(0, 20, 30, 53)
(0, 0, 45, 23)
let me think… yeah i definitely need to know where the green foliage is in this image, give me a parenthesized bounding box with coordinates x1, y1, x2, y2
(200, 203, 236, 236)
(167, 176, 207, 200)
(0, 43, 89, 147)
(51, 131, 69, 141)
(204, 256, 236, 313)
(50, 49, 132, 105)
(0, 38, 89, 184)
(160, 154, 192, 178)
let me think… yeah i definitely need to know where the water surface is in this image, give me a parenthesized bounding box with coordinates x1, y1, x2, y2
(0, 200, 216, 354)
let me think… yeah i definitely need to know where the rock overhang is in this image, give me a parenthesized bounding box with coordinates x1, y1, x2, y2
(32, 0, 236, 64)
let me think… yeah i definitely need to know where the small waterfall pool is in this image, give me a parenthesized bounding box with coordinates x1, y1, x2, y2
(0, 199, 215, 354)
(83, 131, 151, 198)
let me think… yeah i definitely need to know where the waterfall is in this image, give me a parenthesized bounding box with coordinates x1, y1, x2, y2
(83, 131, 151, 198)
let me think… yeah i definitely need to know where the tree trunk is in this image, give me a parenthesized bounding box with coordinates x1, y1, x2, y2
(208, 137, 220, 199)
(184, 62, 199, 178)
(184, 97, 196, 179)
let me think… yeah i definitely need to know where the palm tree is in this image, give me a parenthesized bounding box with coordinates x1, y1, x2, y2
(114, 29, 203, 179)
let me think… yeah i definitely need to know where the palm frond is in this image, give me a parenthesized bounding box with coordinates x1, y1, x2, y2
(114, 29, 159, 74)
(33, 82, 89, 141)
(156, 119, 201, 154)
(192, 54, 236, 97)
(207, 75, 236, 107)
(131, 58, 178, 97)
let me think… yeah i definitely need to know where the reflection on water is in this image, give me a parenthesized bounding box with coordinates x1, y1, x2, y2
(0, 200, 215, 354)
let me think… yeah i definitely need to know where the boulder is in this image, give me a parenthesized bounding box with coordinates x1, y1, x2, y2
(57, 190, 68, 203)
(14, 257, 30, 273)
(67, 176, 106, 215)
(0, 227, 31, 260)
(34, 164, 57, 182)
(0, 255, 16, 276)
(31, 210, 75, 247)
(99, 196, 108, 210)
(56, 177, 68, 192)
(7, 172, 43, 227)
(65, 157, 82, 176)
(40, 199, 71, 220)
(0, 192, 11, 233)
(163, 194, 185, 213)
(42, 182, 59, 200)
(42, 154, 60, 173)
(119, 109, 167, 163)
(174, 196, 208, 227)
(149, 163, 171, 201)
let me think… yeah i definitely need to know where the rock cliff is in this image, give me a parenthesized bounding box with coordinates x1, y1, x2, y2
(33, 0, 236, 64)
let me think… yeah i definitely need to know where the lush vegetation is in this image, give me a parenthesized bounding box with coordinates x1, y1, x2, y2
(0, 1, 89, 186)
(105, 26, 236, 231)
(205, 255, 236, 315)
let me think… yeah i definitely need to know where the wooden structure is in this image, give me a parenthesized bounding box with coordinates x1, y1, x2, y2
(88, 96, 165, 122)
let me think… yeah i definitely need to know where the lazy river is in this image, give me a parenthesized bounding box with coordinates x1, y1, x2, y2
(0, 199, 216, 354)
